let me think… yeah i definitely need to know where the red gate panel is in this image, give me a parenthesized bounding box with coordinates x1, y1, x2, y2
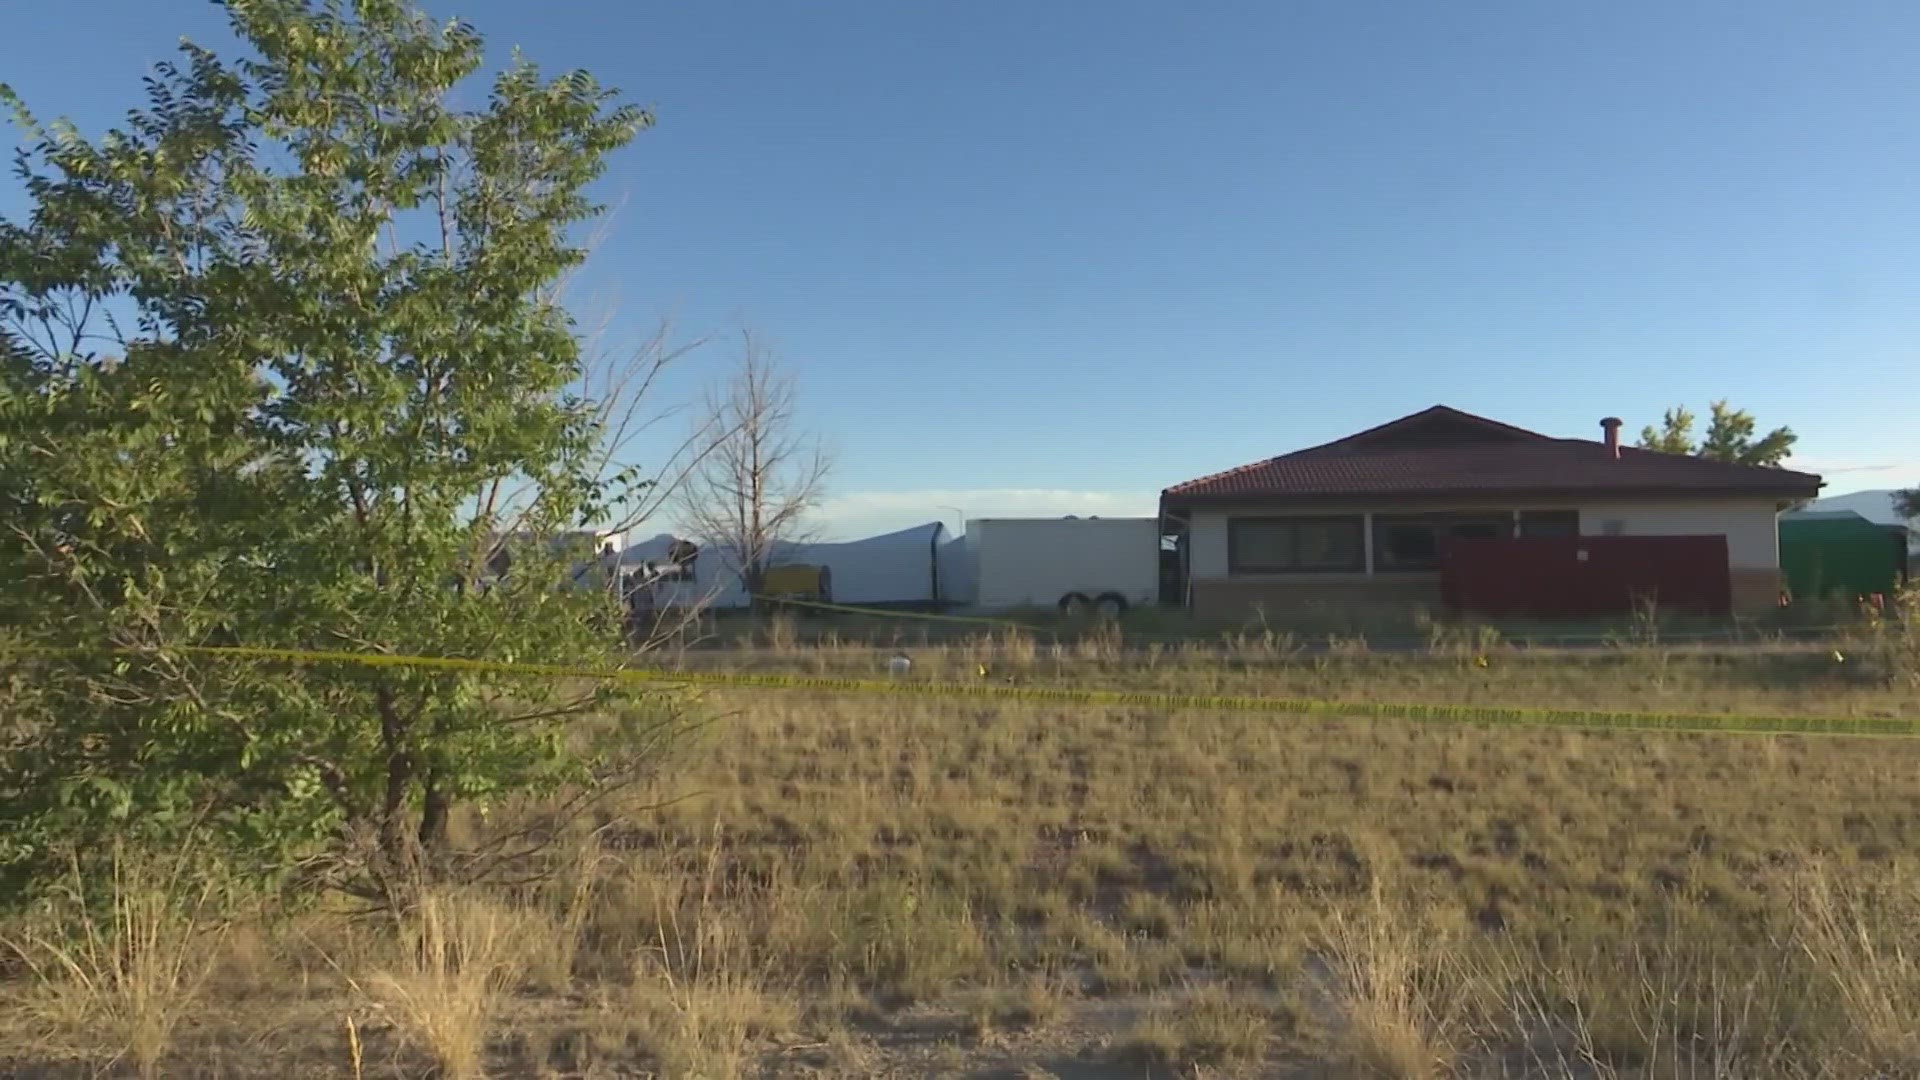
(1441, 535, 1732, 619)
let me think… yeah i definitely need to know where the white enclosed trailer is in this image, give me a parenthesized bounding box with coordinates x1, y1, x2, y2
(960, 517, 1159, 615)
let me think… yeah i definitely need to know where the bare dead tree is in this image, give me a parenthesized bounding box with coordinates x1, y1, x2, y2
(673, 329, 832, 599)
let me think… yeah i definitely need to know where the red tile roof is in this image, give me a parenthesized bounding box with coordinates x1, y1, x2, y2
(1163, 406, 1823, 503)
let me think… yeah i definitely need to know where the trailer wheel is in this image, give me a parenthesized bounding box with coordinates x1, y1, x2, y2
(1057, 592, 1091, 616)
(1093, 592, 1129, 618)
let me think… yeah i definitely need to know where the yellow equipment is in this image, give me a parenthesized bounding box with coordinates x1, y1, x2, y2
(760, 564, 832, 607)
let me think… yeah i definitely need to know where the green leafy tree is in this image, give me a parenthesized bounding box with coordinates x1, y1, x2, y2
(1896, 489, 1920, 521)
(1637, 405, 1698, 456)
(1637, 401, 1797, 467)
(0, 0, 681, 899)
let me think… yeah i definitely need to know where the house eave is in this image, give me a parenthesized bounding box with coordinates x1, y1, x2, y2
(1160, 483, 1824, 511)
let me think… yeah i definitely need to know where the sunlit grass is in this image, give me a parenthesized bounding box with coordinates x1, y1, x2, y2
(4, 625, 1919, 1076)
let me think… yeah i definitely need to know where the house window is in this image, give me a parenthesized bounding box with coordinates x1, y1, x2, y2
(1372, 513, 1512, 572)
(1517, 510, 1579, 538)
(1228, 516, 1364, 573)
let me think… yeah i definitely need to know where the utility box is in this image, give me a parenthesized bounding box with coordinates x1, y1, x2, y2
(760, 564, 833, 605)
(961, 517, 1159, 615)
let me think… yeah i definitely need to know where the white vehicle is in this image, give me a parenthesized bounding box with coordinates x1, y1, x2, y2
(955, 517, 1160, 616)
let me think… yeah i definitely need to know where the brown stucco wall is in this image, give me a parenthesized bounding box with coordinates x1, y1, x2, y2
(1191, 568, 1783, 621)
(1189, 577, 1443, 626)
(1729, 567, 1782, 614)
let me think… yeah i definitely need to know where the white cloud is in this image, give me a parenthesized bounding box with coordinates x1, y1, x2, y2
(812, 488, 1158, 540)
(1789, 458, 1916, 476)
(1789, 460, 1920, 497)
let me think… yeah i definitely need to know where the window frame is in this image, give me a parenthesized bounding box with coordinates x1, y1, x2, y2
(1227, 515, 1366, 574)
(1371, 512, 1513, 573)
(1516, 510, 1580, 538)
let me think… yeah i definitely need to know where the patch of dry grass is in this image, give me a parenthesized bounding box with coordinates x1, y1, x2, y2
(1320, 884, 1459, 1079)
(1793, 866, 1920, 1075)
(514, 839, 605, 996)
(681, 619, 1915, 721)
(0, 847, 224, 1079)
(622, 847, 800, 1078)
(961, 979, 1067, 1041)
(1116, 984, 1291, 1073)
(5, 632, 1920, 1077)
(359, 891, 529, 1080)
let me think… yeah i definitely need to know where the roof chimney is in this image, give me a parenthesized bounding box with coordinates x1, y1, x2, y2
(1600, 417, 1623, 459)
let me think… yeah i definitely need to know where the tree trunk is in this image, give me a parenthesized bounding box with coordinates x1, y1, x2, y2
(375, 684, 416, 868)
(417, 770, 449, 851)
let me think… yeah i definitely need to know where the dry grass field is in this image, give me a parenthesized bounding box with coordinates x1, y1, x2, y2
(3, 621, 1919, 1079)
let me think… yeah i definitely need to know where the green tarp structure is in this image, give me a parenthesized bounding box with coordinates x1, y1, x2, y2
(1779, 510, 1908, 601)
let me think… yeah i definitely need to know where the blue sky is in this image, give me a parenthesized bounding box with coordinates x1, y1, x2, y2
(6, 1, 1919, 538)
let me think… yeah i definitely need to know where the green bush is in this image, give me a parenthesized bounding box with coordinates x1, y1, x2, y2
(0, 0, 670, 900)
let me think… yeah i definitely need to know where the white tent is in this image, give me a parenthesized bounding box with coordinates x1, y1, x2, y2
(814, 521, 948, 605)
(936, 532, 976, 606)
(622, 522, 952, 609)
(618, 532, 737, 608)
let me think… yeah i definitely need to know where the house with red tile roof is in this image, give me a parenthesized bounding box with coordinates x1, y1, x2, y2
(1158, 406, 1823, 621)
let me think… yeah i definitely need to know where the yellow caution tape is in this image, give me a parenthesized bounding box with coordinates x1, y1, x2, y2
(7, 642, 1915, 738)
